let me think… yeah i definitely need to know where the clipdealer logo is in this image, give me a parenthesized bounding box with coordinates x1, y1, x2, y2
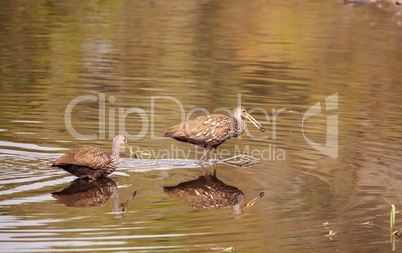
(63, 92, 338, 160)
(302, 93, 338, 159)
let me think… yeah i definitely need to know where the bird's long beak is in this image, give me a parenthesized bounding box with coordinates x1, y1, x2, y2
(243, 112, 265, 132)
(244, 192, 264, 209)
(124, 143, 137, 158)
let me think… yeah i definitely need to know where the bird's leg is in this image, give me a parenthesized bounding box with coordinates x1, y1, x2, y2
(198, 148, 210, 175)
(213, 147, 218, 176)
(197, 148, 209, 165)
(200, 163, 207, 176)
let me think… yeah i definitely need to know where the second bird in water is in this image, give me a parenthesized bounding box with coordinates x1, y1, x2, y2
(164, 106, 265, 166)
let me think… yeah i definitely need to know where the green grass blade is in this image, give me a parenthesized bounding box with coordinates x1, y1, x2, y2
(391, 204, 396, 228)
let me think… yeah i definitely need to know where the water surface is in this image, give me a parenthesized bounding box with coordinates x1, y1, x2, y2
(1, 0, 402, 252)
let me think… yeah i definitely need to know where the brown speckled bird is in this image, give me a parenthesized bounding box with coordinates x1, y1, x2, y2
(52, 135, 135, 179)
(164, 106, 265, 165)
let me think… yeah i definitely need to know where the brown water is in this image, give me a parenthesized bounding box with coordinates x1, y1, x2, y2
(1, 0, 402, 252)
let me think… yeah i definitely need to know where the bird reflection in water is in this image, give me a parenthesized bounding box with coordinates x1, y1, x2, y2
(52, 177, 136, 218)
(163, 167, 264, 215)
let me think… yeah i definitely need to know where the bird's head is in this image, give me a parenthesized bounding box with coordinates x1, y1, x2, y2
(235, 106, 265, 132)
(115, 135, 137, 158)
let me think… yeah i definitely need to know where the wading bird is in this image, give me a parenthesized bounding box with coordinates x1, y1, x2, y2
(164, 106, 265, 169)
(52, 135, 135, 179)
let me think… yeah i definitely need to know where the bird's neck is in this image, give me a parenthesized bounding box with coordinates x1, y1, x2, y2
(232, 116, 245, 137)
(111, 138, 120, 163)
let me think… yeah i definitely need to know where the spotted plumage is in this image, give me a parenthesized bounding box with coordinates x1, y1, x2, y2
(52, 135, 135, 179)
(164, 106, 265, 166)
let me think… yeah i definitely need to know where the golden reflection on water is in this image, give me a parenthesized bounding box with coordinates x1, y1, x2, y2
(0, 0, 402, 252)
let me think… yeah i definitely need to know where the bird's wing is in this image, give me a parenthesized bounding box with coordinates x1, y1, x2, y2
(164, 115, 232, 141)
(53, 147, 111, 170)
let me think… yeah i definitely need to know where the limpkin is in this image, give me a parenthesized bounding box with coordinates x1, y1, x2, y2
(164, 106, 265, 166)
(52, 135, 136, 179)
